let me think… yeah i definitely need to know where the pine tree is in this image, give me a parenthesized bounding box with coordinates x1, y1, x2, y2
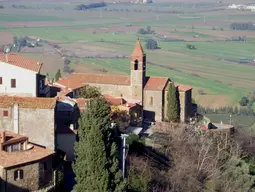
(73, 97, 125, 192)
(55, 69, 62, 82)
(167, 82, 178, 122)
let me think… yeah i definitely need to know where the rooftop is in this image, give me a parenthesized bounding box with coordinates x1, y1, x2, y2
(0, 53, 42, 73)
(0, 96, 57, 109)
(0, 131, 27, 146)
(131, 40, 145, 58)
(164, 81, 192, 92)
(55, 73, 131, 90)
(0, 132, 54, 168)
(144, 76, 169, 91)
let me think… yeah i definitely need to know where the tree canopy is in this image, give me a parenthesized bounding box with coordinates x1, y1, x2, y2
(78, 85, 102, 99)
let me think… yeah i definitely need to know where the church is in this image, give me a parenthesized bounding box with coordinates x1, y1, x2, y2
(54, 40, 194, 122)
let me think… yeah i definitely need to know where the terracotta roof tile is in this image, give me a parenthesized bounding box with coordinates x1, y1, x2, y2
(131, 40, 145, 57)
(0, 96, 57, 109)
(0, 53, 42, 73)
(0, 132, 54, 168)
(144, 76, 169, 91)
(55, 73, 130, 90)
(104, 94, 126, 105)
(164, 82, 192, 92)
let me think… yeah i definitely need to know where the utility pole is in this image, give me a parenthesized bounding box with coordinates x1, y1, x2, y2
(121, 134, 128, 178)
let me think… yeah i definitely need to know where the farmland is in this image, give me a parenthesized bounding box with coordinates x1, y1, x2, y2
(0, 0, 255, 107)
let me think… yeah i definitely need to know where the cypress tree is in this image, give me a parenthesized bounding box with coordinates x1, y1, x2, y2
(55, 69, 62, 82)
(73, 97, 125, 192)
(167, 82, 178, 122)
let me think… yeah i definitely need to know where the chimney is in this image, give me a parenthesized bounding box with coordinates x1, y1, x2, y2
(0, 131, 6, 143)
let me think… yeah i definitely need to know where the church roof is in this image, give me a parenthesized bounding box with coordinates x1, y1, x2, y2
(131, 40, 145, 57)
(164, 81, 192, 92)
(144, 76, 169, 91)
(54, 73, 131, 90)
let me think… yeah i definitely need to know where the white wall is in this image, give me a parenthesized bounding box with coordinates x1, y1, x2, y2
(0, 62, 37, 97)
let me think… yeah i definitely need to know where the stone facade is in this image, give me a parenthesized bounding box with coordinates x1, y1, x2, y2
(143, 90, 163, 121)
(0, 106, 55, 150)
(0, 156, 53, 192)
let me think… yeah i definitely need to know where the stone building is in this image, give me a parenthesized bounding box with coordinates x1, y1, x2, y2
(0, 96, 57, 150)
(0, 131, 54, 192)
(54, 40, 194, 122)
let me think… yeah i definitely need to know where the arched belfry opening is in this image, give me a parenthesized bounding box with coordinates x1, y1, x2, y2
(134, 59, 138, 70)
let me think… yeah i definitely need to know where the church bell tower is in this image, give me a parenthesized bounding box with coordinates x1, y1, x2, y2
(130, 40, 146, 102)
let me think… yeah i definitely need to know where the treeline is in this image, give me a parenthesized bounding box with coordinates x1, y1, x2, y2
(137, 26, 155, 35)
(12, 4, 29, 9)
(230, 22, 255, 30)
(0, 5, 4, 9)
(197, 105, 254, 116)
(75, 2, 107, 10)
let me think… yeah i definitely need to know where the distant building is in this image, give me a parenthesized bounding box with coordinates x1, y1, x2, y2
(0, 131, 54, 192)
(0, 53, 50, 97)
(54, 40, 194, 122)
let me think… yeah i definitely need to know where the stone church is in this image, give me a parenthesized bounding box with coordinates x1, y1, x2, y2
(54, 40, 193, 122)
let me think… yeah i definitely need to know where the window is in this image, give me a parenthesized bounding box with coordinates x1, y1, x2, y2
(11, 79, 16, 88)
(134, 60, 138, 70)
(12, 143, 20, 152)
(14, 170, 24, 180)
(0, 77, 2, 84)
(20, 142, 24, 151)
(3, 110, 8, 117)
(5, 145, 12, 152)
(150, 97, 153, 106)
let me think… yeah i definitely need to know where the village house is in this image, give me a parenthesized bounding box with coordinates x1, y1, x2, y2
(0, 131, 54, 192)
(0, 96, 56, 150)
(54, 40, 194, 122)
(0, 53, 49, 97)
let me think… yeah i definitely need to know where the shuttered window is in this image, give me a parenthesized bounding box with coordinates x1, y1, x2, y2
(0, 77, 2, 84)
(3, 110, 8, 117)
(11, 79, 16, 88)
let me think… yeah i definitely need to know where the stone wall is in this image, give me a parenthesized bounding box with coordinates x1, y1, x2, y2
(19, 108, 55, 150)
(4, 156, 53, 192)
(83, 83, 132, 100)
(143, 90, 163, 121)
(0, 107, 13, 132)
(0, 106, 55, 150)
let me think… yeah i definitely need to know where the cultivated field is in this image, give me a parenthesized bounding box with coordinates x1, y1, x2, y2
(0, 0, 255, 107)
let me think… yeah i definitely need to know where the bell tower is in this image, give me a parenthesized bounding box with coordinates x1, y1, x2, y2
(130, 40, 146, 102)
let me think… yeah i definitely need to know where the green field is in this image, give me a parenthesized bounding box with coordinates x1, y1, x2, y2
(0, 0, 255, 107)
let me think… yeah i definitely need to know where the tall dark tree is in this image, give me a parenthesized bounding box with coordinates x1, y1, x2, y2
(73, 97, 125, 192)
(55, 69, 62, 82)
(167, 82, 178, 122)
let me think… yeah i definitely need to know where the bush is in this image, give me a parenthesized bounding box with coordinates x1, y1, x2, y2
(239, 96, 249, 106)
(137, 26, 154, 35)
(186, 44, 196, 50)
(145, 39, 158, 50)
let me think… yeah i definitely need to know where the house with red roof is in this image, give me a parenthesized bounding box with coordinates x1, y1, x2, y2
(54, 40, 194, 122)
(0, 131, 54, 192)
(0, 53, 49, 97)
